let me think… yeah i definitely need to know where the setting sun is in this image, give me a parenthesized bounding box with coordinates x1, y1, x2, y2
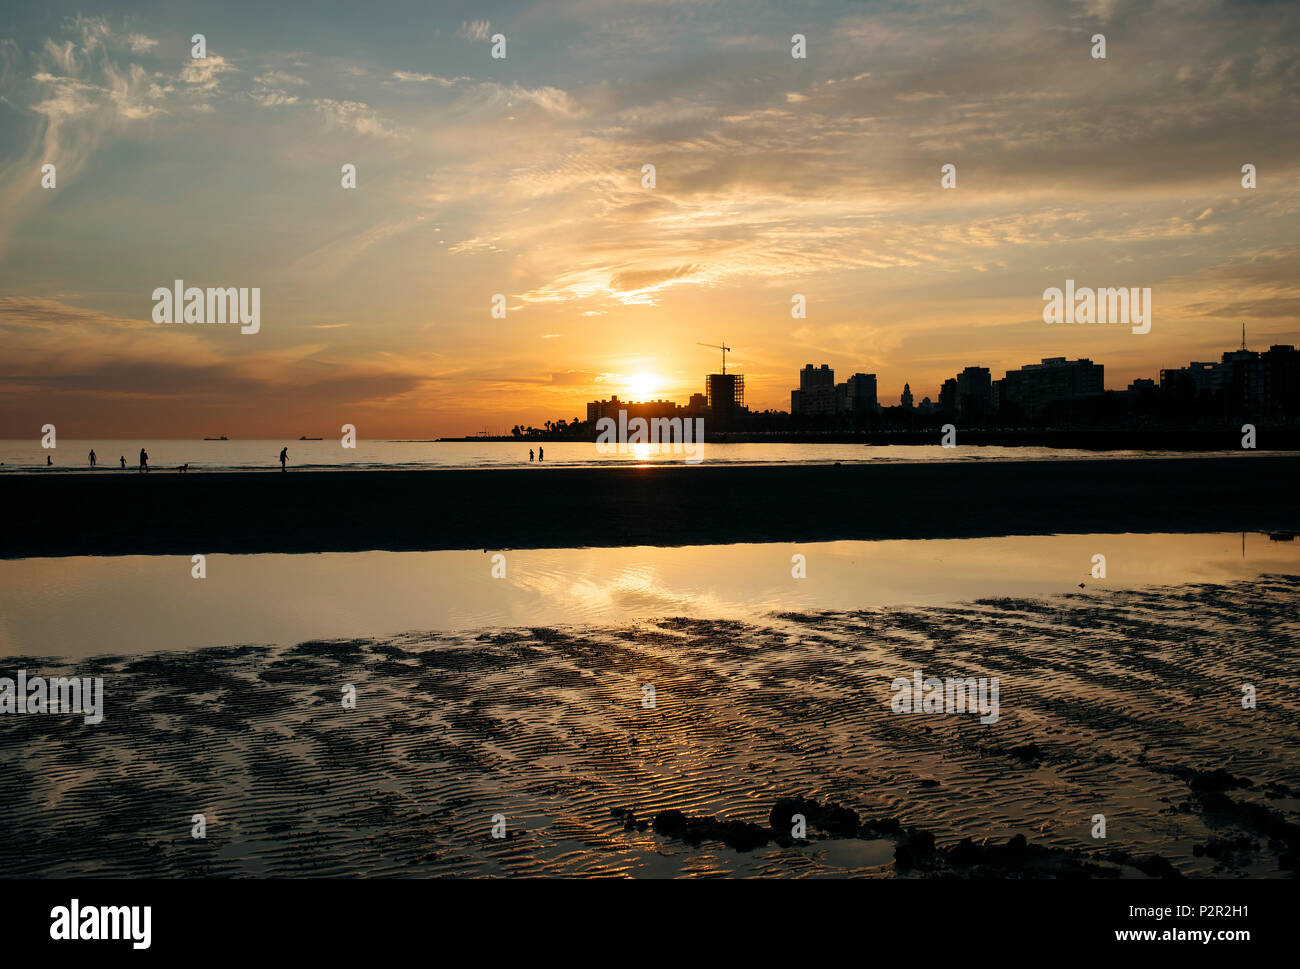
(1, 0, 1297, 926)
(626, 372, 662, 399)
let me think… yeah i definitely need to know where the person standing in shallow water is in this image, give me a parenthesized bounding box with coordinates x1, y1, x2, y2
(89, 449, 96, 468)
(46, 455, 52, 466)
(119, 455, 126, 469)
(529, 448, 534, 462)
(279, 447, 288, 471)
(139, 448, 148, 472)
(538, 446, 544, 462)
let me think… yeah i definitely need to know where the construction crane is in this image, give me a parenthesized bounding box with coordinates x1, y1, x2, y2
(697, 341, 732, 374)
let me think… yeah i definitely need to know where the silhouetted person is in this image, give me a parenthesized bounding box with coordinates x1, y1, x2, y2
(119, 455, 126, 469)
(529, 448, 535, 462)
(47, 455, 52, 466)
(89, 449, 96, 467)
(279, 447, 288, 471)
(139, 448, 148, 472)
(538, 446, 544, 462)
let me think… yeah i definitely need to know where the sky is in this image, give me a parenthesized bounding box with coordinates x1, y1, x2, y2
(0, 0, 1297, 438)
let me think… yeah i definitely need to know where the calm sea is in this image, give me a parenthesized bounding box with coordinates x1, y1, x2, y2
(0, 439, 1262, 472)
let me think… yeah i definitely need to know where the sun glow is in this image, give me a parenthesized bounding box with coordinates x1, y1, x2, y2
(626, 372, 661, 399)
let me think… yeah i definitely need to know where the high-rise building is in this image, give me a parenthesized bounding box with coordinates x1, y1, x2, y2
(706, 372, 745, 424)
(938, 378, 957, 417)
(791, 364, 876, 416)
(800, 364, 835, 391)
(955, 366, 993, 421)
(901, 383, 913, 409)
(1261, 345, 1300, 419)
(842, 373, 878, 413)
(1160, 361, 1222, 396)
(998, 357, 1104, 417)
(586, 395, 620, 423)
(792, 363, 835, 415)
(587, 395, 686, 423)
(1160, 342, 1299, 417)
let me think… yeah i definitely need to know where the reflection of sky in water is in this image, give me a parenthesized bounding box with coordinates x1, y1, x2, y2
(1, 532, 1297, 658)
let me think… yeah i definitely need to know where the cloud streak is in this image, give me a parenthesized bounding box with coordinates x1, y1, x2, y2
(0, 1, 1296, 433)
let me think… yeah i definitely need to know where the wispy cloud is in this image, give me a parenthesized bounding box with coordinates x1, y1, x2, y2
(0, 1, 1296, 434)
(457, 20, 492, 42)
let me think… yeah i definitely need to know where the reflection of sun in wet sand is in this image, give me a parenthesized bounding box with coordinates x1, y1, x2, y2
(2, 575, 1297, 878)
(3, 532, 1298, 659)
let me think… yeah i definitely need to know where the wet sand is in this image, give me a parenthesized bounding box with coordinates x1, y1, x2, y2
(2, 455, 1298, 557)
(3, 574, 1298, 878)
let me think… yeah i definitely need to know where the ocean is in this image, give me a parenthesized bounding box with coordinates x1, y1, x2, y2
(0, 439, 1263, 473)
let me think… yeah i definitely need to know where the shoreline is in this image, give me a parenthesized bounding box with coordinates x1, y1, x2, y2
(2, 455, 1297, 558)
(436, 427, 1300, 448)
(0, 448, 1282, 475)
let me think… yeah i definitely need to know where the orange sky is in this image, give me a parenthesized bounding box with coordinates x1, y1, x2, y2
(1, 2, 1297, 437)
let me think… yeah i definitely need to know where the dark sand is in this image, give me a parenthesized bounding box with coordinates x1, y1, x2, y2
(2, 455, 1298, 558)
(3, 575, 1298, 877)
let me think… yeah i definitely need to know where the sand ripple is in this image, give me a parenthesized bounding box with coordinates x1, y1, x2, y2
(2, 575, 1298, 877)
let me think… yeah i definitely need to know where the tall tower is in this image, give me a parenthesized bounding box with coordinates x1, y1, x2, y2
(706, 373, 744, 426)
(901, 383, 914, 409)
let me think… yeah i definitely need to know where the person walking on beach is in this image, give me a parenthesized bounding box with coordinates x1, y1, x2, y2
(89, 449, 96, 468)
(119, 455, 126, 469)
(139, 448, 148, 472)
(279, 447, 288, 471)
(538, 446, 544, 462)
(529, 448, 534, 462)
